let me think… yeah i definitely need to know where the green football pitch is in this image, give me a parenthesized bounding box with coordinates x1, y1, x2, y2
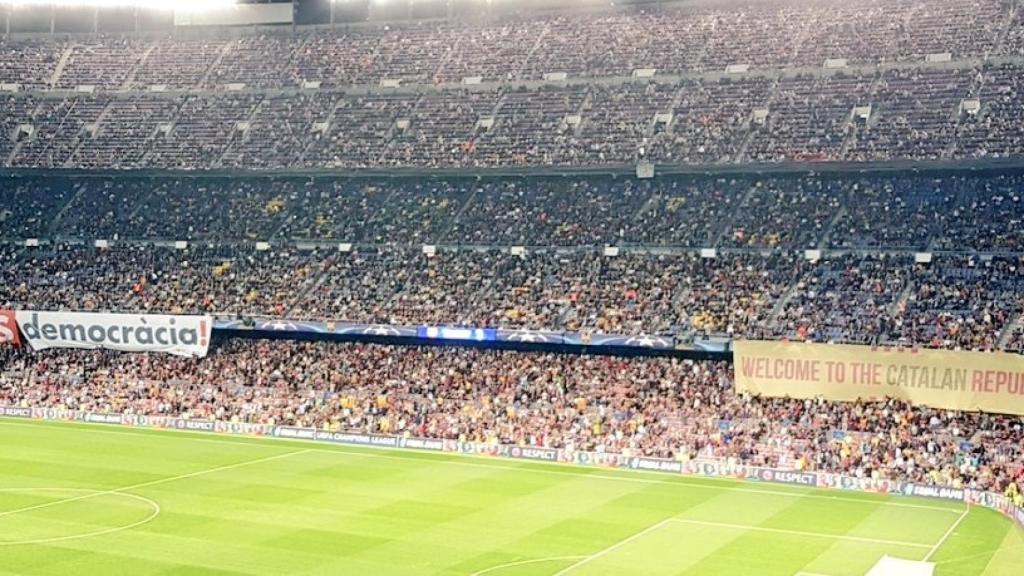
(0, 418, 1021, 576)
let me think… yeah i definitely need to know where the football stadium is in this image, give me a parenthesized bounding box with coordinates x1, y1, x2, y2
(1, 0, 1024, 575)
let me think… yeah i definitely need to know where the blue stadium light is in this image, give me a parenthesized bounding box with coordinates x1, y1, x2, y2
(418, 327, 497, 342)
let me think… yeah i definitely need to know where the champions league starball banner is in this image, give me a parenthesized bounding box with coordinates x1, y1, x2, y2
(15, 311, 213, 358)
(214, 316, 677, 351)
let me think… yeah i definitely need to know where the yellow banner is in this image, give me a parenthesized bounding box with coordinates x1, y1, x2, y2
(733, 340, 1024, 415)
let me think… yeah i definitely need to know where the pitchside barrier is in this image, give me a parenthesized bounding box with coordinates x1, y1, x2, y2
(212, 316, 694, 352)
(1, 308, 726, 357)
(2, 405, 1022, 532)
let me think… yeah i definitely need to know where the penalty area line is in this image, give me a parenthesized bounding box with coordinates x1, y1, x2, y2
(933, 543, 1024, 566)
(923, 506, 970, 562)
(667, 518, 933, 549)
(550, 519, 675, 575)
(549, 516, 935, 575)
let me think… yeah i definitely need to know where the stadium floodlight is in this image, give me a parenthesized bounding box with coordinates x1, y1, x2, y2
(0, 0, 239, 12)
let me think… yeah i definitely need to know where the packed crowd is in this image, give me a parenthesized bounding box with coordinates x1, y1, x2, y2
(846, 68, 976, 162)
(956, 63, 1024, 160)
(3, 171, 1024, 348)
(0, 243, 801, 340)
(0, 243, 321, 318)
(1, 0, 1017, 90)
(0, 0, 1021, 170)
(1, 241, 1021, 350)
(775, 254, 1024, 349)
(5, 172, 1024, 250)
(1, 62, 1023, 169)
(1, 340, 1021, 495)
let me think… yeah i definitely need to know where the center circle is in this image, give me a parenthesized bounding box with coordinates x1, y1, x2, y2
(0, 488, 161, 546)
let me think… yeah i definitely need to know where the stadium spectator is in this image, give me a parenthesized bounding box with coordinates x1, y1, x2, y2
(1, 341, 1020, 493)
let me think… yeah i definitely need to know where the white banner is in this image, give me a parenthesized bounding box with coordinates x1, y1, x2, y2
(15, 311, 212, 358)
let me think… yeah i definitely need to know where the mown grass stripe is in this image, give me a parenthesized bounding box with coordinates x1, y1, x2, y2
(0, 449, 311, 521)
(0, 418, 965, 514)
(669, 518, 932, 548)
(1, 417, 1019, 575)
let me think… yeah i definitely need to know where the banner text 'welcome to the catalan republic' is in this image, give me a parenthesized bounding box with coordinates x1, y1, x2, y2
(734, 340, 1024, 415)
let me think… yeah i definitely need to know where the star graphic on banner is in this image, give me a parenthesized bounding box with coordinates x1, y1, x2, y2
(508, 332, 545, 342)
(625, 335, 660, 347)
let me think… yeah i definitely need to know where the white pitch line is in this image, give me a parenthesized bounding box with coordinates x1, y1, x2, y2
(933, 544, 1024, 566)
(0, 419, 965, 514)
(974, 536, 1024, 576)
(0, 488, 161, 546)
(923, 506, 970, 562)
(467, 556, 586, 576)
(977, 548, 1000, 576)
(549, 516, 933, 576)
(667, 518, 933, 549)
(550, 519, 675, 576)
(0, 448, 312, 520)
